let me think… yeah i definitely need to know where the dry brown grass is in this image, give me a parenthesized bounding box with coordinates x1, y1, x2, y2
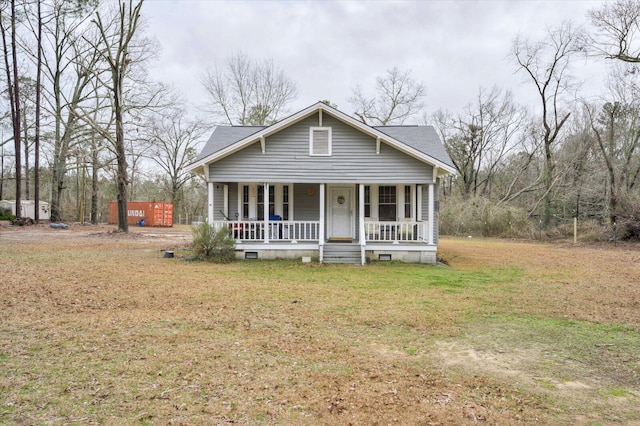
(1, 224, 639, 425)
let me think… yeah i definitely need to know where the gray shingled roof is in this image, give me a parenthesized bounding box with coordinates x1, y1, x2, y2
(195, 123, 454, 169)
(373, 125, 454, 169)
(195, 126, 266, 162)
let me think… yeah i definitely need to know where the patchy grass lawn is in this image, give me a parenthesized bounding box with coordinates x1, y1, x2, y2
(0, 225, 639, 425)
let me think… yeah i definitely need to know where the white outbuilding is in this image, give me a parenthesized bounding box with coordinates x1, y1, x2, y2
(0, 200, 50, 220)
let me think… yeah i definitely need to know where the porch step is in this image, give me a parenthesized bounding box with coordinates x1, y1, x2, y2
(322, 243, 362, 265)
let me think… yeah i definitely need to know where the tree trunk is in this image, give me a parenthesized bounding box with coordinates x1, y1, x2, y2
(90, 146, 99, 225)
(23, 113, 30, 200)
(1, 0, 22, 216)
(34, 0, 42, 222)
(50, 58, 64, 222)
(114, 70, 128, 233)
(543, 142, 554, 228)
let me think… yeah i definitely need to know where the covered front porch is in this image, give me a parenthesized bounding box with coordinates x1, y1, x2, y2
(205, 182, 438, 264)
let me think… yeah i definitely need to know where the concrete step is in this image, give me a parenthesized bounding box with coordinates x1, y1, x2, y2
(322, 244, 362, 264)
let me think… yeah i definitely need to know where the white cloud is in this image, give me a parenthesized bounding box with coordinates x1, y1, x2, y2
(143, 0, 610, 121)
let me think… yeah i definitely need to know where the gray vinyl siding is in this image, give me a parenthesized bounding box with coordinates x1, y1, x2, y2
(213, 184, 226, 221)
(208, 114, 433, 184)
(228, 183, 239, 219)
(293, 183, 319, 220)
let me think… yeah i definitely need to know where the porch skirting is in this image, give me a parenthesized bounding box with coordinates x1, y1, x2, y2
(233, 242, 437, 264)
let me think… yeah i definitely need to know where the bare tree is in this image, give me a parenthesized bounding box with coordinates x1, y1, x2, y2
(33, 0, 99, 222)
(554, 107, 598, 219)
(512, 21, 583, 228)
(433, 87, 527, 199)
(202, 51, 297, 125)
(0, 0, 22, 217)
(349, 67, 425, 125)
(33, 0, 42, 222)
(147, 107, 209, 214)
(87, 0, 145, 232)
(585, 67, 640, 225)
(590, 0, 640, 63)
(20, 77, 37, 201)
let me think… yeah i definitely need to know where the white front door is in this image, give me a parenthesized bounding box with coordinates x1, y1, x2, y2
(329, 187, 353, 239)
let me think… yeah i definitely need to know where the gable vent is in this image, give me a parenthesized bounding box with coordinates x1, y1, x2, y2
(310, 127, 332, 156)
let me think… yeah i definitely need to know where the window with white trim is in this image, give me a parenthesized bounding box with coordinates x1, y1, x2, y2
(364, 185, 371, 218)
(379, 186, 397, 221)
(309, 127, 332, 156)
(404, 185, 412, 218)
(242, 185, 250, 219)
(282, 186, 290, 220)
(238, 184, 293, 220)
(257, 185, 275, 220)
(365, 184, 415, 221)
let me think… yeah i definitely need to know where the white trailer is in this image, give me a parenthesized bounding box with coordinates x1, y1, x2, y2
(0, 200, 50, 220)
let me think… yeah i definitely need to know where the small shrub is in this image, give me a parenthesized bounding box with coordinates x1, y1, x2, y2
(0, 207, 16, 221)
(190, 223, 235, 262)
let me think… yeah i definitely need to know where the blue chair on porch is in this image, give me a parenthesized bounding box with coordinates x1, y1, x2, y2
(269, 215, 281, 239)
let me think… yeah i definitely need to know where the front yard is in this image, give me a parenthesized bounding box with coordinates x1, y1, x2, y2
(0, 225, 638, 424)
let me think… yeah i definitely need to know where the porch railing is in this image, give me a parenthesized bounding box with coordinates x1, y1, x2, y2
(209, 220, 428, 243)
(212, 220, 320, 242)
(363, 221, 428, 243)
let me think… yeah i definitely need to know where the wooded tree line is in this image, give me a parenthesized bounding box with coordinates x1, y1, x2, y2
(0, 0, 209, 231)
(2, 0, 640, 240)
(434, 1, 640, 240)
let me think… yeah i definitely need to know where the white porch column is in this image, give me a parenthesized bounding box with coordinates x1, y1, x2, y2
(359, 184, 365, 244)
(207, 182, 214, 224)
(319, 184, 325, 262)
(264, 183, 269, 244)
(359, 183, 366, 265)
(428, 183, 434, 245)
(417, 185, 423, 221)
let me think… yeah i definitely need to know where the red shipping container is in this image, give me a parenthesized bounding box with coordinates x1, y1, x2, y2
(108, 201, 173, 227)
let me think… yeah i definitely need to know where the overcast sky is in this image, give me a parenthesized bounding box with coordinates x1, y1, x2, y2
(142, 0, 611, 123)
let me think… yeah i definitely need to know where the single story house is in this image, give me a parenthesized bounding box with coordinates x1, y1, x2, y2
(188, 102, 455, 264)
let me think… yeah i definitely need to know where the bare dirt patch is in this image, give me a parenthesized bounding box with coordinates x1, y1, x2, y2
(436, 238, 640, 424)
(0, 223, 192, 249)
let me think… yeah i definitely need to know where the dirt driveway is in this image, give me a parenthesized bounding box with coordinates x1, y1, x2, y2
(0, 222, 192, 244)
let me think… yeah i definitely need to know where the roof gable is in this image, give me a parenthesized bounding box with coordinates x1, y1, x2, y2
(190, 102, 455, 175)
